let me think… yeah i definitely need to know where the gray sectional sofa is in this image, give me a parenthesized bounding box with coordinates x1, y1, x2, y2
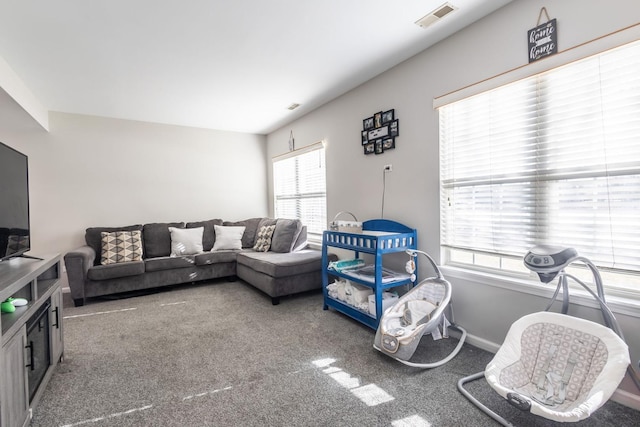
(64, 217, 337, 306)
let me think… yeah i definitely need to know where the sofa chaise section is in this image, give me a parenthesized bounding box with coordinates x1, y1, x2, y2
(237, 249, 338, 305)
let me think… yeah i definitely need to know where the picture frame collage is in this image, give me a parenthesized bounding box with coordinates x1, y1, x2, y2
(362, 109, 399, 155)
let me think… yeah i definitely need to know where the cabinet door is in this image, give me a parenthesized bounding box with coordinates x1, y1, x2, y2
(50, 287, 64, 363)
(1, 326, 29, 427)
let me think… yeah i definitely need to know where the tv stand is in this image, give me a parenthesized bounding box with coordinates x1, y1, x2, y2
(0, 254, 63, 427)
(17, 254, 44, 261)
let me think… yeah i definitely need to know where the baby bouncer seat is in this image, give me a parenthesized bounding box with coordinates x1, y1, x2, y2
(374, 249, 467, 368)
(458, 245, 639, 425)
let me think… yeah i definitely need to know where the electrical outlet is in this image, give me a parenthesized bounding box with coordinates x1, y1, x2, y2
(384, 164, 392, 172)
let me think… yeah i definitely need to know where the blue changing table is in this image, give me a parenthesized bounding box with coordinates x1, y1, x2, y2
(322, 219, 417, 329)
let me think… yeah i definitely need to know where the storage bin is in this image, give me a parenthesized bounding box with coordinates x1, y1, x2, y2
(368, 292, 399, 316)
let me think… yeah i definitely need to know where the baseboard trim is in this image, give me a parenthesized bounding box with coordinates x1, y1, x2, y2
(612, 388, 640, 411)
(463, 331, 500, 354)
(462, 332, 640, 410)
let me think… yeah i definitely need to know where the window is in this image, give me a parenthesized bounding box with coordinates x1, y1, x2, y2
(439, 40, 640, 293)
(273, 142, 327, 242)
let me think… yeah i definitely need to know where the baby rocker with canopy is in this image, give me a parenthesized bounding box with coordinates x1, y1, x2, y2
(374, 249, 467, 368)
(458, 245, 639, 425)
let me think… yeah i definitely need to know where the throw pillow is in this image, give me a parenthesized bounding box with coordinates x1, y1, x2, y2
(211, 225, 246, 251)
(253, 224, 276, 252)
(169, 226, 204, 256)
(101, 230, 143, 265)
(270, 219, 303, 253)
(85, 224, 143, 265)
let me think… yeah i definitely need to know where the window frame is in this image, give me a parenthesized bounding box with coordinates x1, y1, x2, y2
(436, 33, 640, 301)
(272, 141, 327, 244)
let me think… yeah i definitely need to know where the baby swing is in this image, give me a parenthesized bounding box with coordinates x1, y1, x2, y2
(458, 245, 639, 425)
(374, 249, 467, 368)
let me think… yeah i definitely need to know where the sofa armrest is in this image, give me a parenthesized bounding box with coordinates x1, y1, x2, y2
(64, 245, 96, 304)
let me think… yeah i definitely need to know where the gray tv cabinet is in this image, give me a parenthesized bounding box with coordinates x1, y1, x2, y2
(0, 255, 63, 427)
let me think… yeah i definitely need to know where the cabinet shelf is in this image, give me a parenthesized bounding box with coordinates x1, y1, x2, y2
(322, 219, 417, 329)
(326, 268, 413, 290)
(0, 254, 64, 427)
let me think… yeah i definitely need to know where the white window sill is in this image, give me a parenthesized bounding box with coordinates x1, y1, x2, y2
(441, 265, 640, 319)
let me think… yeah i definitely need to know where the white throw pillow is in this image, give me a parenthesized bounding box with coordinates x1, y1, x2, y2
(169, 226, 204, 256)
(212, 225, 246, 251)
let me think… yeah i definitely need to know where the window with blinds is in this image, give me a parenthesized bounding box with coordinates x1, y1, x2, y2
(439, 40, 640, 291)
(273, 142, 327, 242)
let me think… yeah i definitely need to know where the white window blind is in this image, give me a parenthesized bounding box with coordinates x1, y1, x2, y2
(439, 40, 640, 276)
(273, 142, 327, 240)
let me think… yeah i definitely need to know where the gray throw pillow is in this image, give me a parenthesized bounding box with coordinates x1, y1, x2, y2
(270, 219, 303, 253)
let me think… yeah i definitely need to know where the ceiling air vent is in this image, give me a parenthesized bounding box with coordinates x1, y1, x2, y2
(287, 103, 300, 111)
(415, 2, 457, 29)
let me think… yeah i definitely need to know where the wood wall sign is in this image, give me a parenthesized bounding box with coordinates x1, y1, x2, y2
(528, 8, 557, 63)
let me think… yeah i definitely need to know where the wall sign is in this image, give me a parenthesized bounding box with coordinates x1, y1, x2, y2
(528, 7, 557, 63)
(361, 109, 398, 155)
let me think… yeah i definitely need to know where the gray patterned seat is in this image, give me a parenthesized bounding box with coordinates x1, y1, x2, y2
(485, 311, 629, 422)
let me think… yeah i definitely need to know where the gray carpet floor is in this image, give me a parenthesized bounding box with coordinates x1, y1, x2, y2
(31, 279, 639, 426)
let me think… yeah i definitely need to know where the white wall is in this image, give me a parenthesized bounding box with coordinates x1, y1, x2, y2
(266, 0, 640, 401)
(1, 111, 268, 256)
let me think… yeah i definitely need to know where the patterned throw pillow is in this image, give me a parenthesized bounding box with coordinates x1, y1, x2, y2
(253, 225, 276, 252)
(101, 230, 143, 265)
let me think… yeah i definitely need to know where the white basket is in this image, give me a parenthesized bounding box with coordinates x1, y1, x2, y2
(329, 211, 362, 233)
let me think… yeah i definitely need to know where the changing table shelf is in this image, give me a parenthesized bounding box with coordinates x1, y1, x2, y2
(322, 219, 417, 329)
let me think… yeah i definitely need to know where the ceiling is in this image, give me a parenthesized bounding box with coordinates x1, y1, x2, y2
(0, 0, 511, 135)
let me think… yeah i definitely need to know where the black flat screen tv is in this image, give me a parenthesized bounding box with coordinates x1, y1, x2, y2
(0, 141, 31, 261)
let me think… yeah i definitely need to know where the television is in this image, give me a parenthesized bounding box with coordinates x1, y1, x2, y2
(0, 141, 31, 261)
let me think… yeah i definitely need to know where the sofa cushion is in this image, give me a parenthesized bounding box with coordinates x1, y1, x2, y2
(85, 224, 143, 265)
(169, 226, 204, 256)
(253, 224, 276, 252)
(223, 218, 263, 248)
(270, 219, 303, 253)
(145, 255, 196, 272)
(236, 249, 325, 278)
(186, 219, 223, 251)
(100, 230, 143, 265)
(212, 225, 245, 250)
(87, 261, 145, 281)
(143, 222, 184, 258)
(194, 250, 239, 266)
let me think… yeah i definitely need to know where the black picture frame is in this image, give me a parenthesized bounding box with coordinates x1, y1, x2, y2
(364, 142, 375, 155)
(374, 139, 383, 154)
(382, 109, 394, 124)
(374, 112, 383, 128)
(363, 117, 375, 130)
(361, 109, 398, 155)
(389, 119, 399, 137)
(382, 137, 395, 150)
